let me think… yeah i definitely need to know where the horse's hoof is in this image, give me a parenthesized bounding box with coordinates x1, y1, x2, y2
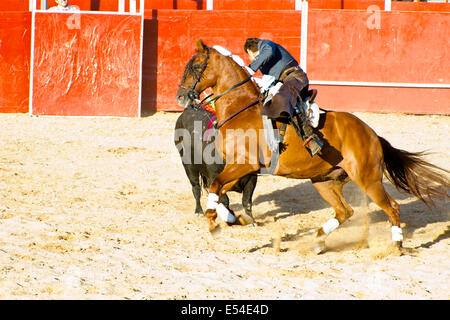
(392, 241, 404, 256)
(205, 209, 217, 231)
(237, 214, 255, 226)
(393, 241, 403, 249)
(315, 239, 326, 255)
(209, 224, 221, 236)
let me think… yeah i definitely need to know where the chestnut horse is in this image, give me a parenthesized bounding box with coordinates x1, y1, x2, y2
(176, 40, 449, 253)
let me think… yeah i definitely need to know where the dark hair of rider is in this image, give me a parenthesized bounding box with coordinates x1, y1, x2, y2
(244, 38, 260, 53)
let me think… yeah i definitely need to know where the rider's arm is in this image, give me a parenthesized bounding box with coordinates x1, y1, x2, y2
(248, 41, 276, 73)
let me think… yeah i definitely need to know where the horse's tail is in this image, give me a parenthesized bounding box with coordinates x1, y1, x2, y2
(379, 136, 449, 208)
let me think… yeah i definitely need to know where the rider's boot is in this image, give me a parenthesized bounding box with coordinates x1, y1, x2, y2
(291, 114, 323, 157)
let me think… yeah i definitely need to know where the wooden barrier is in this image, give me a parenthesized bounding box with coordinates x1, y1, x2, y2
(0, 0, 139, 12)
(141, 9, 449, 114)
(2, 0, 448, 12)
(308, 10, 449, 83)
(142, 9, 303, 112)
(0, 12, 31, 113)
(0, 1, 29, 11)
(142, 0, 450, 11)
(308, 9, 450, 114)
(32, 12, 143, 116)
(0, 2, 448, 115)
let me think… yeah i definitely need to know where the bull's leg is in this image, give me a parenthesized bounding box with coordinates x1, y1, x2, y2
(192, 184, 203, 215)
(184, 166, 204, 215)
(221, 193, 230, 211)
(241, 175, 258, 224)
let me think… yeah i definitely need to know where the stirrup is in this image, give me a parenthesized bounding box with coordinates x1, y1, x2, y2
(303, 134, 323, 157)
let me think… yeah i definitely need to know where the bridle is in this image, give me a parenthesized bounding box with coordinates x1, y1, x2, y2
(179, 46, 259, 127)
(178, 47, 211, 103)
(179, 46, 254, 109)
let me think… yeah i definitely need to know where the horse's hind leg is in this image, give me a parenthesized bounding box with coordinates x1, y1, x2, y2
(312, 178, 354, 254)
(356, 179, 403, 247)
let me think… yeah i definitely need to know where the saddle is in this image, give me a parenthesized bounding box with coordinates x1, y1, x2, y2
(261, 82, 323, 157)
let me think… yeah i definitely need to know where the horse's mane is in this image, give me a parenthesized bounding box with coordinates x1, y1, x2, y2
(211, 45, 254, 77)
(210, 45, 262, 99)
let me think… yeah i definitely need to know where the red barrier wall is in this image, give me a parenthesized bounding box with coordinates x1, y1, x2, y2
(144, 0, 450, 12)
(308, 10, 449, 84)
(312, 86, 449, 114)
(141, 9, 303, 112)
(32, 13, 142, 116)
(142, 9, 449, 114)
(338, 0, 450, 11)
(0, 1, 29, 11)
(308, 9, 449, 113)
(0, 12, 31, 113)
(0, 0, 91, 11)
(0, 3, 448, 115)
(0, 0, 141, 12)
(3, 0, 446, 12)
(145, 0, 206, 9)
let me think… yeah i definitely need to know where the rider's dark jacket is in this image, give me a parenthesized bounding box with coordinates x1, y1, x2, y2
(248, 39, 299, 81)
(249, 40, 310, 119)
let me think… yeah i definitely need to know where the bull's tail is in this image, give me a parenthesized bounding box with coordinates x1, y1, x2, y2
(379, 136, 449, 208)
(199, 173, 209, 193)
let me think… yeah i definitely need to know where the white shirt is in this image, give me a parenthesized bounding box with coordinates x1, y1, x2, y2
(48, 5, 79, 12)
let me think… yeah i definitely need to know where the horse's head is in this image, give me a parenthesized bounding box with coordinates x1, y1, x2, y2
(176, 39, 217, 108)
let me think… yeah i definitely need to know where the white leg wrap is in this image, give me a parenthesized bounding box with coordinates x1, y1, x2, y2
(391, 226, 403, 242)
(216, 203, 236, 223)
(322, 218, 340, 235)
(206, 193, 219, 210)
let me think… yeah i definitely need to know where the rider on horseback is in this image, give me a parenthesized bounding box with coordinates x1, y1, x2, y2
(244, 38, 322, 156)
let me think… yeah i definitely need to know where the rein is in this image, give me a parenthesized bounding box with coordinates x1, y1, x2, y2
(193, 76, 258, 129)
(216, 99, 259, 129)
(193, 76, 252, 110)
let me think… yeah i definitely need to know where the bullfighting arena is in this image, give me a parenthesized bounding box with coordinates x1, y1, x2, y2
(0, 111, 448, 299)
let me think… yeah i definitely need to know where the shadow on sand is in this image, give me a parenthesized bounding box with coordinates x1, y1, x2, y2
(247, 179, 449, 252)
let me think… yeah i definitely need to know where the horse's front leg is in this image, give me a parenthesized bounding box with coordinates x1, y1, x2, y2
(205, 164, 257, 231)
(205, 178, 239, 231)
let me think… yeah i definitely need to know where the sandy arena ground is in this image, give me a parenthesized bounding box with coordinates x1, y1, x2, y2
(0, 111, 448, 300)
